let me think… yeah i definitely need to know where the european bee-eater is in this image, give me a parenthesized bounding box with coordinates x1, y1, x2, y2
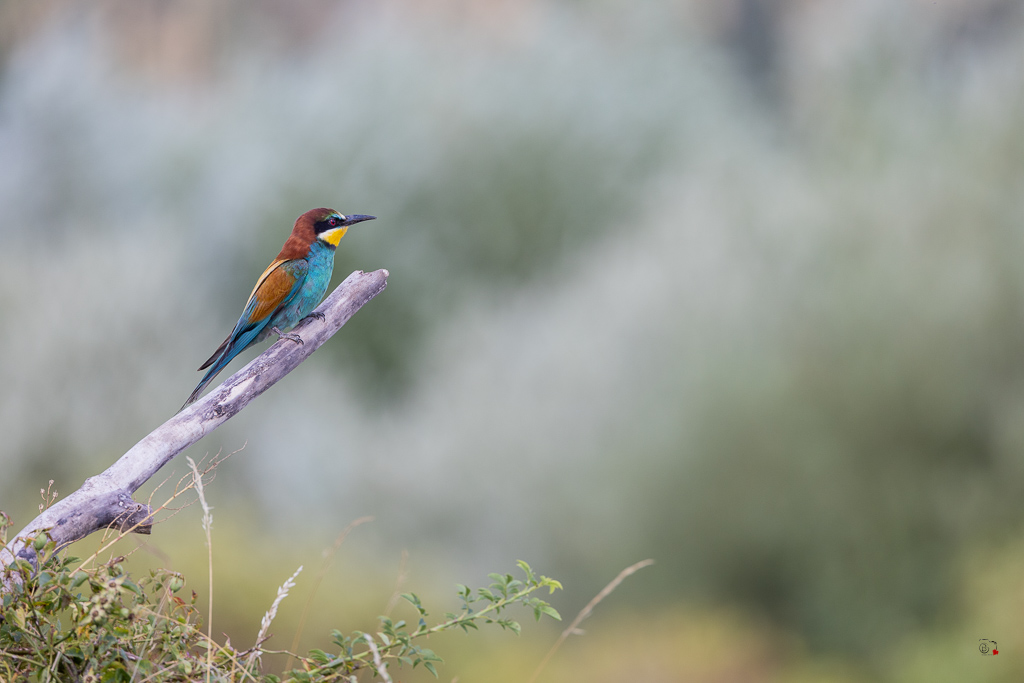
(182, 207, 375, 408)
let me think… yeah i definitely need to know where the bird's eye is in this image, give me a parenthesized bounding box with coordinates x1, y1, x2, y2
(328, 216, 339, 227)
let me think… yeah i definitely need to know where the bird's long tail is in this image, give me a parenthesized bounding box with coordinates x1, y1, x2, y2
(180, 338, 246, 410)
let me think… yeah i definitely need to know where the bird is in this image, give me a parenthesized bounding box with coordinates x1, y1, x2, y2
(182, 207, 375, 408)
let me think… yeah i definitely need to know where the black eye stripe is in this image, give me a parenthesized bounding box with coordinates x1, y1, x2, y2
(314, 215, 343, 233)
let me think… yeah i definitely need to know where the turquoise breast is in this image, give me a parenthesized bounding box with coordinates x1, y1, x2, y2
(264, 241, 335, 336)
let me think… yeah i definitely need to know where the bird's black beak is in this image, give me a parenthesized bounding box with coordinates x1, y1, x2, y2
(343, 214, 376, 226)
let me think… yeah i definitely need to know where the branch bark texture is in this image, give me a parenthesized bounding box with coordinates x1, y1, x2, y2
(1, 268, 388, 575)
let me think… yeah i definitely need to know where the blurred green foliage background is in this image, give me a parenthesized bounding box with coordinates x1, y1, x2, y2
(2, 0, 1024, 680)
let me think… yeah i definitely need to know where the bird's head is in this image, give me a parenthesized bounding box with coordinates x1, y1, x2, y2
(309, 208, 376, 247)
(279, 208, 376, 260)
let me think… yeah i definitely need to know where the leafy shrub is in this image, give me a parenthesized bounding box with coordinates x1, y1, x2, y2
(0, 516, 561, 682)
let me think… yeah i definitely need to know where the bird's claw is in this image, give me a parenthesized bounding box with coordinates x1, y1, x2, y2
(310, 311, 326, 322)
(271, 326, 304, 345)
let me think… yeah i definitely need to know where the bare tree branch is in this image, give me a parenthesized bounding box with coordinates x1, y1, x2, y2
(0, 268, 388, 577)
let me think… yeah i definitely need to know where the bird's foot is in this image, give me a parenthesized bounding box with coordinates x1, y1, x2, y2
(309, 311, 326, 322)
(271, 326, 304, 345)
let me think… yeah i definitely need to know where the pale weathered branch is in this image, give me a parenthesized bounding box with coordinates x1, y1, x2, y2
(0, 268, 388, 576)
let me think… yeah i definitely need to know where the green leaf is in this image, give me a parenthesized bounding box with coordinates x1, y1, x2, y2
(501, 619, 522, 635)
(542, 577, 563, 593)
(414, 647, 436, 662)
(538, 604, 561, 621)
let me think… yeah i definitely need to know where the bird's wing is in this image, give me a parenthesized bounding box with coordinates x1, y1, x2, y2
(186, 258, 311, 406)
(243, 258, 309, 324)
(197, 258, 309, 371)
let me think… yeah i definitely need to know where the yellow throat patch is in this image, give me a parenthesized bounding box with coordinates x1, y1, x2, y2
(320, 226, 348, 246)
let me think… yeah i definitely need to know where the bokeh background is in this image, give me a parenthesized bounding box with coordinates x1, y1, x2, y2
(3, 0, 1024, 680)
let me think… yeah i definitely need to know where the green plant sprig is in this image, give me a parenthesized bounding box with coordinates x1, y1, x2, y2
(292, 560, 562, 681)
(2, 513, 562, 683)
